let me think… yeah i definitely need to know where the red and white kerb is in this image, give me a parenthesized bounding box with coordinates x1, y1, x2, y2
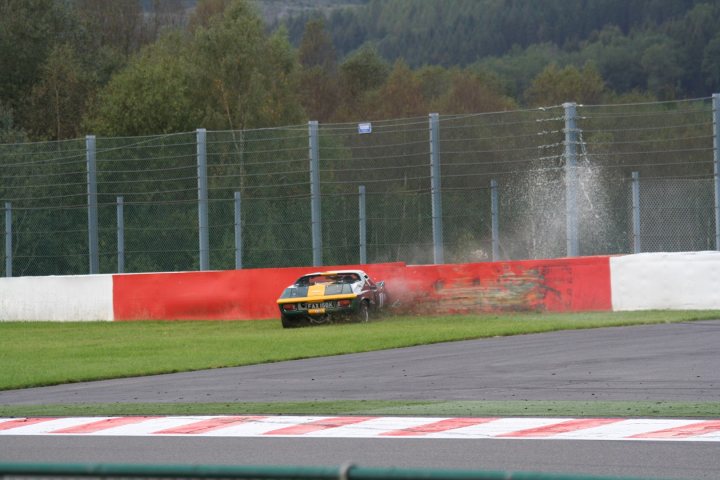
(2, 416, 720, 442)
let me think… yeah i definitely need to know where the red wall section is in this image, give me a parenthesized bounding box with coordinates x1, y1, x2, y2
(112, 257, 611, 321)
(112, 263, 406, 321)
(387, 256, 611, 314)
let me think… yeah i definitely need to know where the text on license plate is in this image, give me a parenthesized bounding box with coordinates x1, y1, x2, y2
(307, 302, 333, 309)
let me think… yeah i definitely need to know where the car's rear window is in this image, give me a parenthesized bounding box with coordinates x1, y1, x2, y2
(295, 273, 359, 285)
(279, 286, 309, 298)
(280, 278, 356, 298)
(324, 283, 353, 295)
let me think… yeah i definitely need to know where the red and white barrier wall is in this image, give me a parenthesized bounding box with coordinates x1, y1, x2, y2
(610, 251, 720, 310)
(0, 274, 113, 321)
(1, 252, 718, 321)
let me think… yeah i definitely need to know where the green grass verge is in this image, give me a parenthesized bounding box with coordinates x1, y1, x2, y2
(2, 311, 719, 419)
(1, 400, 719, 418)
(1, 310, 718, 392)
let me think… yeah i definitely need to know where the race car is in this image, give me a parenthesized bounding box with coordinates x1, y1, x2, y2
(277, 270, 388, 328)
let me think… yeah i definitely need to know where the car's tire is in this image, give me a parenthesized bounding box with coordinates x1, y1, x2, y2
(355, 301, 370, 323)
(281, 314, 304, 328)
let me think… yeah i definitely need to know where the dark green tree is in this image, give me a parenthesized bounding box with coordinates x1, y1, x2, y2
(72, 0, 145, 58)
(298, 18, 338, 69)
(666, 2, 719, 95)
(336, 44, 389, 120)
(0, 0, 81, 124)
(640, 37, 686, 100)
(578, 26, 646, 95)
(84, 31, 198, 136)
(297, 18, 340, 122)
(27, 44, 93, 140)
(86, 0, 304, 135)
(702, 33, 720, 91)
(191, 0, 304, 130)
(0, 104, 27, 144)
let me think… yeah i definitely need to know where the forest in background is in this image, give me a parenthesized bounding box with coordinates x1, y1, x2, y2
(1, 0, 720, 142)
(1, 0, 716, 275)
(282, 0, 720, 100)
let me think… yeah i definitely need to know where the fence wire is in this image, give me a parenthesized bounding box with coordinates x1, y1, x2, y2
(0, 97, 717, 276)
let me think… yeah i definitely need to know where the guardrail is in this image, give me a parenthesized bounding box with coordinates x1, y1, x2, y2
(0, 462, 662, 480)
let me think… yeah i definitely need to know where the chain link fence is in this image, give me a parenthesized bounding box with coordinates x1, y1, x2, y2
(320, 117, 433, 265)
(1, 97, 718, 277)
(576, 99, 717, 256)
(637, 177, 716, 252)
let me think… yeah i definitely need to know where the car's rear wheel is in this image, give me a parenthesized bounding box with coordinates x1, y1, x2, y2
(355, 301, 370, 323)
(281, 314, 305, 328)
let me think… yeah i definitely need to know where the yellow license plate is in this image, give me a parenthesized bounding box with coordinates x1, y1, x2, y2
(308, 308, 326, 315)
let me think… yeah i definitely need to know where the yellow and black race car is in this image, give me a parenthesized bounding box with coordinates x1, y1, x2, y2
(276, 270, 388, 328)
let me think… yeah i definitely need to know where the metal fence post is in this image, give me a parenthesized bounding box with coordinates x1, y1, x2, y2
(309, 120, 322, 267)
(491, 179, 499, 261)
(234, 191, 242, 269)
(116, 196, 124, 273)
(713, 93, 720, 251)
(359, 185, 367, 264)
(563, 102, 579, 257)
(632, 171, 641, 253)
(429, 113, 444, 264)
(197, 128, 209, 271)
(4, 202, 11, 277)
(86, 135, 99, 274)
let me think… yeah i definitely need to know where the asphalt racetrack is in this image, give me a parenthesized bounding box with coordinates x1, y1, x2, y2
(2, 320, 720, 479)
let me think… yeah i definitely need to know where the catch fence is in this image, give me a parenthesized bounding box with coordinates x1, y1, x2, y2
(0, 461, 662, 480)
(1, 96, 718, 277)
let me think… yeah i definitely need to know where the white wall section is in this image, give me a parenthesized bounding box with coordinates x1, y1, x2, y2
(610, 251, 720, 310)
(0, 275, 113, 321)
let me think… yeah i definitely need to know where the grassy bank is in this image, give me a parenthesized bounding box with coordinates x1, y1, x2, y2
(1, 310, 718, 392)
(2, 400, 720, 418)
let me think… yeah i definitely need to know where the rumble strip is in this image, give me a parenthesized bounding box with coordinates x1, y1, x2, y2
(2, 416, 720, 441)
